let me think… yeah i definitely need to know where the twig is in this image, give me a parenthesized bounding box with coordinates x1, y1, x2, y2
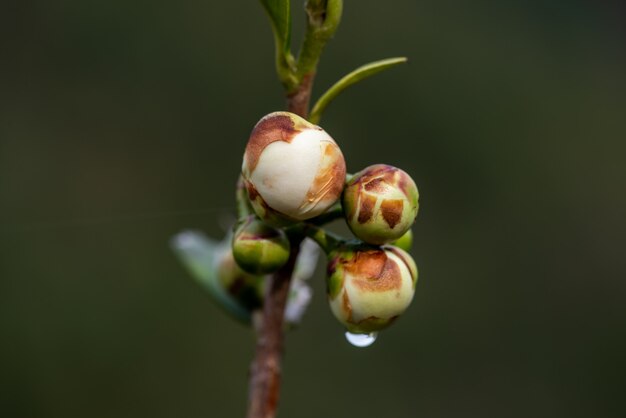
(286, 73, 314, 120)
(246, 234, 302, 418)
(245, 80, 314, 418)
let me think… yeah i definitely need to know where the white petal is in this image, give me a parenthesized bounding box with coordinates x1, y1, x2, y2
(250, 129, 331, 219)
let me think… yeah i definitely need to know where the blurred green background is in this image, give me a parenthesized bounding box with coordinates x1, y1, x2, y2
(1, 0, 625, 417)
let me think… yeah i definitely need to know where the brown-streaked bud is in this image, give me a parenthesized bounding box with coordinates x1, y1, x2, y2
(343, 164, 419, 245)
(326, 243, 418, 334)
(242, 111, 347, 225)
(215, 245, 265, 312)
(232, 215, 290, 274)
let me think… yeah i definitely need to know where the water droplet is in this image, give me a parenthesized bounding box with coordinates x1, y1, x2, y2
(345, 331, 378, 347)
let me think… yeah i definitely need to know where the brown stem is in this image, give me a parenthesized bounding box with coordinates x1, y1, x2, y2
(246, 235, 302, 418)
(286, 73, 314, 120)
(246, 79, 314, 418)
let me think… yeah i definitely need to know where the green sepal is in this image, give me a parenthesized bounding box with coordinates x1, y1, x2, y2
(391, 229, 413, 252)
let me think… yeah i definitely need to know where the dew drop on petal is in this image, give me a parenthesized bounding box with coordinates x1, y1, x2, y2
(345, 331, 378, 348)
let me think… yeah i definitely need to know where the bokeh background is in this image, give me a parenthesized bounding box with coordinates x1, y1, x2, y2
(1, 1, 625, 417)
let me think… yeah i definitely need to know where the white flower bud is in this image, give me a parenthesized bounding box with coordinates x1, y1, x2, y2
(242, 112, 346, 224)
(327, 244, 418, 334)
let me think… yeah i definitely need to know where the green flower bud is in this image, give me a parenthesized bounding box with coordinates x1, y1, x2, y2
(343, 164, 419, 245)
(326, 243, 418, 334)
(215, 245, 265, 312)
(391, 229, 413, 252)
(232, 216, 291, 274)
(242, 112, 347, 225)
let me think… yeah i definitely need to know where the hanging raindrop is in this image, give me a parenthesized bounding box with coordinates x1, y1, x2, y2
(345, 331, 378, 347)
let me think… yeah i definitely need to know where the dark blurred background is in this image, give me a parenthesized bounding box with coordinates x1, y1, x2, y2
(1, 1, 625, 417)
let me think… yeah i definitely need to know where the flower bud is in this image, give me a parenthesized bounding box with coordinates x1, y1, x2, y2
(215, 245, 265, 312)
(343, 164, 419, 245)
(242, 111, 347, 224)
(232, 215, 290, 274)
(326, 244, 418, 334)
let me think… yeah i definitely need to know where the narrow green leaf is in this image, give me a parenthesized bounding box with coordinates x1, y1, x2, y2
(308, 57, 408, 124)
(259, 0, 298, 90)
(259, 0, 291, 53)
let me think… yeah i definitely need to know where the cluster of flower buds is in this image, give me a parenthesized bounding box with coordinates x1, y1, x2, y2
(232, 111, 420, 341)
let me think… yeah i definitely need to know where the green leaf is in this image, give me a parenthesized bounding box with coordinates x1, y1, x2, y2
(308, 57, 408, 124)
(259, 0, 298, 90)
(260, 0, 291, 53)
